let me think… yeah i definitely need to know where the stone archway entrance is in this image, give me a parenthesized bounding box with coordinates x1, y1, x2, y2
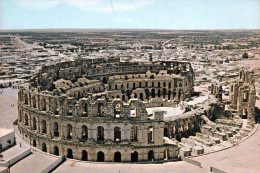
(114, 152, 121, 162)
(131, 151, 138, 162)
(97, 151, 105, 162)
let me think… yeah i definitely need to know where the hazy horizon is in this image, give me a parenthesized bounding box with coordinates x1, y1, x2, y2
(0, 0, 259, 30)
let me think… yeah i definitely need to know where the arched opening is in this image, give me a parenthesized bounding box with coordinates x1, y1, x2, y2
(178, 89, 181, 101)
(150, 75, 154, 79)
(32, 96, 36, 108)
(66, 124, 73, 140)
(139, 82, 142, 87)
(133, 83, 136, 90)
(41, 98, 46, 111)
(114, 127, 121, 142)
(24, 93, 28, 104)
(151, 89, 155, 98)
(97, 151, 105, 162)
(158, 82, 160, 88)
(148, 150, 154, 161)
(158, 90, 161, 97)
(19, 110, 22, 122)
(53, 146, 59, 156)
(32, 117, 37, 130)
(148, 126, 154, 143)
(152, 82, 154, 87)
(164, 149, 169, 160)
(114, 152, 121, 162)
(82, 150, 88, 161)
(134, 93, 137, 98)
(163, 82, 166, 88)
(145, 89, 149, 100)
(164, 128, 169, 137)
(122, 95, 126, 101)
(168, 82, 171, 89)
(168, 90, 171, 100)
(42, 120, 47, 134)
(81, 125, 88, 141)
(98, 103, 104, 117)
(115, 84, 118, 90)
(97, 126, 104, 142)
(53, 122, 59, 137)
(67, 148, 73, 159)
(243, 92, 248, 102)
(163, 88, 166, 99)
(24, 114, 29, 126)
(173, 91, 176, 100)
(131, 126, 138, 141)
(243, 109, 248, 119)
(131, 151, 138, 162)
(53, 99, 58, 115)
(102, 77, 107, 84)
(32, 139, 36, 147)
(126, 90, 131, 99)
(42, 143, 47, 152)
(139, 93, 144, 101)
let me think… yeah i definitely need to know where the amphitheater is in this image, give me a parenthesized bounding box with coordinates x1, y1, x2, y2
(16, 57, 256, 163)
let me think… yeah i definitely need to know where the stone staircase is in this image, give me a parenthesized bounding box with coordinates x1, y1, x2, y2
(178, 118, 254, 157)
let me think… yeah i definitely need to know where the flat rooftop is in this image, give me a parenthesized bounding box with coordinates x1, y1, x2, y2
(10, 151, 60, 173)
(0, 128, 13, 137)
(0, 145, 29, 161)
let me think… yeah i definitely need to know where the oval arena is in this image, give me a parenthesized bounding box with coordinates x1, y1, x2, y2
(16, 57, 218, 162)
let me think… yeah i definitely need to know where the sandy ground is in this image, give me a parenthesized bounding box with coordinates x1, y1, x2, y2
(0, 88, 18, 129)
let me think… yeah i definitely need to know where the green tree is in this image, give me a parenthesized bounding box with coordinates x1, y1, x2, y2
(242, 52, 249, 59)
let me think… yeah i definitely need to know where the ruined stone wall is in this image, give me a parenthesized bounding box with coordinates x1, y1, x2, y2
(229, 70, 256, 124)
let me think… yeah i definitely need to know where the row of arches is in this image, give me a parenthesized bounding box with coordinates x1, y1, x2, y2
(21, 114, 47, 134)
(110, 81, 177, 91)
(44, 144, 157, 162)
(20, 92, 59, 114)
(110, 88, 181, 102)
(22, 116, 138, 142)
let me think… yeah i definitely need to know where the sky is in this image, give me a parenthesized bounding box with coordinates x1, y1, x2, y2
(0, 0, 259, 30)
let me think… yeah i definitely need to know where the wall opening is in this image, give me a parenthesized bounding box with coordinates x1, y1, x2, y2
(32, 117, 37, 130)
(131, 151, 138, 162)
(97, 126, 105, 142)
(148, 150, 154, 161)
(82, 150, 88, 161)
(131, 126, 138, 141)
(164, 128, 169, 137)
(42, 120, 47, 134)
(53, 146, 59, 156)
(53, 122, 59, 137)
(148, 126, 154, 143)
(151, 89, 155, 98)
(33, 139, 36, 147)
(66, 124, 73, 140)
(24, 114, 29, 126)
(97, 151, 105, 162)
(81, 125, 88, 141)
(114, 126, 121, 142)
(42, 143, 47, 152)
(67, 148, 73, 159)
(114, 152, 121, 162)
